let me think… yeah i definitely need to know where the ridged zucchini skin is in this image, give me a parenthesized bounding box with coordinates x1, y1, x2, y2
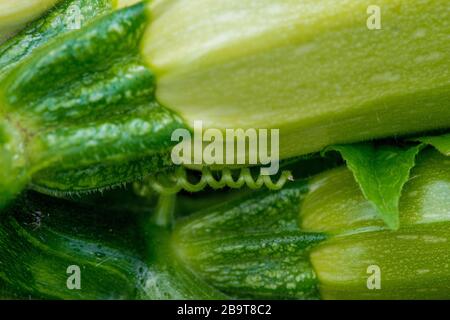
(173, 149, 450, 300)
(0, 0, 114, 77)
(0, 0, 60, 45)
(0, 2, 186, 208)
(173, 182, 326, 300)
(0, 192, 147, 299)
(0, 191, 225, 300)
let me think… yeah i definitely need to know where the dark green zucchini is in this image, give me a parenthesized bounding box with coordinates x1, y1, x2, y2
(0, 2, 185, 208)
(0, 0, 60, 46)
(0, 0, 114, 77)
(0, 190, 225, 299)
(0, 192, 146, 299)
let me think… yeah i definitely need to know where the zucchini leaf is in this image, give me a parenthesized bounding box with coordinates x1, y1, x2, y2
(416, 133, 450, 156)
(324, 143, 423, 230)
(325, 133, 450, 230)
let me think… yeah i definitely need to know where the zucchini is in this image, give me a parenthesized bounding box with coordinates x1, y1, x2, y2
(0, 1, 449, 207)
(173, 181, 325, 299)
(144, 0, 450, 158)
(0, 0, 448, 300)
(0, 2, 185, 208)
(173, 149, 450, 299)
(117, 0, 141, 8)
(0, 0, 60, 43)
(0, 0, 141, 43)
(0, 191, 225, 299)
(0, 192, 147, 299)
(305, 149, 450, 299)
(0, 0, 115, 76)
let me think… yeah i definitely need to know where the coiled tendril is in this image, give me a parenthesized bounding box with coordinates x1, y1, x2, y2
(134, 167, 294, 196)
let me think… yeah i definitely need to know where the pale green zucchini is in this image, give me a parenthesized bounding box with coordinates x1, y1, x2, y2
(143, 0, 450, 158)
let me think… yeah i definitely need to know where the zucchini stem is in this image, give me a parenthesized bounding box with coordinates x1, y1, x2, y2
(152, 194, 176, 228)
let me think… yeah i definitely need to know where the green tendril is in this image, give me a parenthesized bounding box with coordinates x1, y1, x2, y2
(134, 167, 294, 196)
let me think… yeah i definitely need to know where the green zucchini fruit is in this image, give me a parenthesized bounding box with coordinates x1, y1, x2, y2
(0, 2, 185, 208)
(173, 181, 325, 299)
(0, 191, 225, 299)
(0, 0, 115, 76)
(144, 0, 450, 158)
(0, 192, 147, 299)
(0, 0, 60, 44)
(173, 149, 450, 299)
